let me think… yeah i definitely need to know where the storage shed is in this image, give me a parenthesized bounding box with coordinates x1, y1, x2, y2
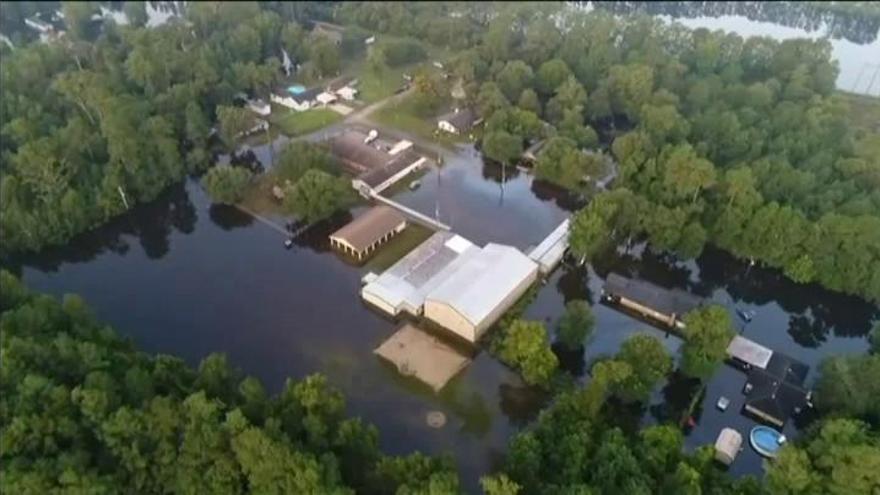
(714, 428, 743, 465)
(424, 243, 539, 342)
(329, 206, 406, 261)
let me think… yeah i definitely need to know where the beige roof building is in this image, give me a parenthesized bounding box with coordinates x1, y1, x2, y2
(329, 206, 406, 261)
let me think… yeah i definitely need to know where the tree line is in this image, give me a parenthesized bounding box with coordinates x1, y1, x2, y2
(0, 270, 461, 493)
(0, 2, 343, 255)
(331, 3, 879, 301)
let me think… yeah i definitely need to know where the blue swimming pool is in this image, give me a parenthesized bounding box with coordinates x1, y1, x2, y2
(287, 85, 306, 95)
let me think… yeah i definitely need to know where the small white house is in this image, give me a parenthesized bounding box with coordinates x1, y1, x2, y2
(270, 87, 320, 112)
(247, 99, 271, 116)
(437, 108, 477, 135)
(365, 36, 376, 45)
(316, 91, 338, 106)
(335, 86, 358, 101)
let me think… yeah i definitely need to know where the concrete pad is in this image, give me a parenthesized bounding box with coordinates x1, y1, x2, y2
(374, 323, 471, 392)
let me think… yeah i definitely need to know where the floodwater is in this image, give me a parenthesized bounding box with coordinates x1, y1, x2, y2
(8, 139, 877, 488)
(6, 4, 880, 491)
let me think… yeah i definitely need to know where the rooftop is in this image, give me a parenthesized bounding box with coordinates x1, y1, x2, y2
(374, 323, 472, 392)
(357, 151, 424, 188)
(330, 131, 394, 173)
(603, 273, 703, 317)
(362, 232, 477, 315)
(426, 244, 538, 327)
(329, 206, 406, 253)
(743, 352, 810, 427)
(727, 335, 773, 370)
(437, 108, 477, 131)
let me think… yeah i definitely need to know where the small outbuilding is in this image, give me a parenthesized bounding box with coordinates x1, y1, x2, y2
(316, 91, 338, 105)
(329, 206, 407, 261)
(436, 108, 478, 135)
(742, 352, 811, 428)
(727, 335, 773, 370)
(714, 428, 743, 465)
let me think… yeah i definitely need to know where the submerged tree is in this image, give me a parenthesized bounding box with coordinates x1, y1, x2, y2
(202, 165, 253, 204)
(679, 306, 735, 380)
(498, 319, 558, 387)
(282, 169, 354, 224)
(556, 300, 595, 351)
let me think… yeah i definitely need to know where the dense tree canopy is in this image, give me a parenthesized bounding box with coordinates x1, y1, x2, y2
(0, 271, 458, 494)
(201, 165, 253, 205)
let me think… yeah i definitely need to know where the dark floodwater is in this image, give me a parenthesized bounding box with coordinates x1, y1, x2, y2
(8, 140, 878, 488)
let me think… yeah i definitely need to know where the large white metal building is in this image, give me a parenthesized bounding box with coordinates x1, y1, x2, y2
(361, 232, 538, 342)
(424, 244, 538, 342)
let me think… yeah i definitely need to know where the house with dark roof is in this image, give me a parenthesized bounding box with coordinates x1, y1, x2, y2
(271, 87, 321, 111)
(742, 352, 811, 428)
(437, 108, 479, 135)
(329, 131, 427, 196)
(601, 273, 703, 329)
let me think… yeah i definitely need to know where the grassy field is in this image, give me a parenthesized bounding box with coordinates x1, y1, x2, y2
(372, 95, 470, 146)
(361, 222, 434, 273)
(237, 171, 288, 217)
(269, 108, 343, 137)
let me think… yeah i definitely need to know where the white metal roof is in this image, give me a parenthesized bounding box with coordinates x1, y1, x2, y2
(426, 243, 538, 327)
(362, 232, 477, 314)
(727, 335, 773, 369)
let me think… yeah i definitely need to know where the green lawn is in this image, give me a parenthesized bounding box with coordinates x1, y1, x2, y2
(270, 108, 342, 137)
(372, 95, 469, 146)
(362, 223, 434, 273)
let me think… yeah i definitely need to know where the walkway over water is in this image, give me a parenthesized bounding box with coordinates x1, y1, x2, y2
(371, 191, 451, 231)
(528, 218, 570, 274)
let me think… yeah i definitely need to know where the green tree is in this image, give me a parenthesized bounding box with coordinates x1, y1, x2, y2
(275, 141, 338, 183)
(310, 39, 340, 77)
(871, 323, 880, 354)
(216, 105, 255, 149)
(680, 306, 735, 379)
(282, 169, 354, 224)
(766, 419, 880, 495)
(517, 89, 541, 115)
(556, 300, 595, 351)
(496, 60, 534, 102)
(201, 165, 253, 204)
(662, 144, 717, 203)
(62, 1, 100, 40)
(815, 353, 880, 424)
(477, 82, 510, 119)
(535, 59, 573, 96)
(483, 131, 522, 166)
(481, 473, 521, 495)
(614, 334, 672, 402)
(498, 320, 558, 387)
